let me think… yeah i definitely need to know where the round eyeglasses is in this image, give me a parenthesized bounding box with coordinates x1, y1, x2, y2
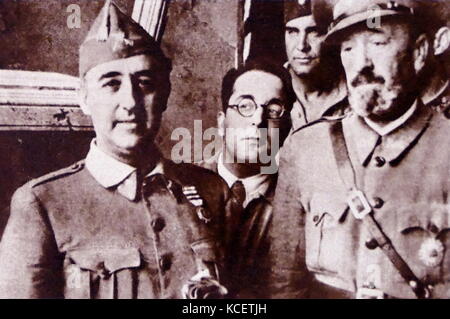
(228, 98, 286, 119)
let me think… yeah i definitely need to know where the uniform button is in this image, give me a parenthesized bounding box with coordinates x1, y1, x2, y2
(374, 156, 386, 167)
(151, 217, 165, 232)
(428, 223, 439, 234)
(372, 197, 384, 209)
(96, 262, 110, 279)
(158, 254, 172, 272)
(365, 238, 379, 250)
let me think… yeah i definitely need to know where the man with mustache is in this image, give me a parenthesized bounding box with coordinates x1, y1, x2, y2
(199, 61, 295, 297)
(284, 0, 347, 131)
(0, 1, 233, 299)
(266, 0, 450, 298)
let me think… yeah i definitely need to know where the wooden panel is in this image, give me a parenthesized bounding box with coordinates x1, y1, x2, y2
(0, 105, 92, 131)
(0, 69, 92, 131)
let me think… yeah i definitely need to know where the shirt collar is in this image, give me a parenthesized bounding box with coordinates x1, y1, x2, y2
(85, 140, 164, 200)
(217, 152, 273, 207)
(344, 100, 433, 166)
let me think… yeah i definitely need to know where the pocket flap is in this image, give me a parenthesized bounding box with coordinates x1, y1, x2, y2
(191, 239, 220, 262)
(67, 247, 141, 274)
(310, 193, 349, 223)
(396, 203, 450, 233)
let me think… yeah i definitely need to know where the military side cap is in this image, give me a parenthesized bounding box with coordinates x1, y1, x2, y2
(325, 0, 430, 43)
(79, 0, 167, 77)
(284, 0, 313, 24)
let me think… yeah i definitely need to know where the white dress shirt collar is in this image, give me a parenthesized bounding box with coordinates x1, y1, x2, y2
(85, 140, 163, 200)
(217, 152, 271, 207)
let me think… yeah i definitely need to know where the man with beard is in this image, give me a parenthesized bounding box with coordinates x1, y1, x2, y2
(284, 0, 347, 130)
(199, 61, 295, 297)
(0, 1, 233, 299)
(266, 0, 450, 298)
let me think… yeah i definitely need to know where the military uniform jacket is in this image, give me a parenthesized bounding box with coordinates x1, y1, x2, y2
(0, 157, 235, 299)
(267, 103, 450, 299)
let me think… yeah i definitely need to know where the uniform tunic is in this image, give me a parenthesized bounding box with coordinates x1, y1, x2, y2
(0, 146, 234, 299)
(267, 103, 450, 298)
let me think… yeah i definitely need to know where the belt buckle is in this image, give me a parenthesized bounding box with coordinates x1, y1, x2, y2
(347, 189, 372, 220)
(356, 287, 385, 299)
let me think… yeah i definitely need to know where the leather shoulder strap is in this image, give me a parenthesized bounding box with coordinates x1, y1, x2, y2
(328, 121, 430, 299)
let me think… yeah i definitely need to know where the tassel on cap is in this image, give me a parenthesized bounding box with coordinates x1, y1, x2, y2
(96, 0, 112, 41)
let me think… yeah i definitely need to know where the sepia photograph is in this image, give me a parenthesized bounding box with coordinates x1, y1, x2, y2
(0, 0, 448, 304)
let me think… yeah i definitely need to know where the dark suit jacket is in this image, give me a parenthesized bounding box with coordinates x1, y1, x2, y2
(197, 153, 277, 298)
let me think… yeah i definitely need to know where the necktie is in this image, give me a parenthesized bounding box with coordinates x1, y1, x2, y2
(230, 180, 246, 207)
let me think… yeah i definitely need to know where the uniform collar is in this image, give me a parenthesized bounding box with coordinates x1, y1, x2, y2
(364, 99, 418, 136)
(344, 100, 433, 166)
(85, 140, 163, 201)
(217, 152, 274, 207)
(423, 80, 449, 106)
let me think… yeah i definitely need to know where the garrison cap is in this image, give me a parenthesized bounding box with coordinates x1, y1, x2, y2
(284, 0, 313, 24)
(325, 0, 436, 44)
(79, 0, 169, 77)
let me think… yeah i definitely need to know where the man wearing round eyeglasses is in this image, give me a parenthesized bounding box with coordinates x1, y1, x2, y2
(199, 60, 295, 297)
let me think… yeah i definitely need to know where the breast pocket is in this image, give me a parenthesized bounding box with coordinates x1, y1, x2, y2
(394, 203, 450, 290)
(306, 194, 352, 275)
(63, 247, 141, 299)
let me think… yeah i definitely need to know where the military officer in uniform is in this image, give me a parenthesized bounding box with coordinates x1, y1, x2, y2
(0, 1, 233, 299)
(267, 0, 450, 298)
(284, 0, 347, 130)
(199, 60, 295, 297)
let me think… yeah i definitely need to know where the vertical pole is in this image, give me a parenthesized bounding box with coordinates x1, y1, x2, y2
(236, 0, 245, 68)
(132, 0, 169, 43)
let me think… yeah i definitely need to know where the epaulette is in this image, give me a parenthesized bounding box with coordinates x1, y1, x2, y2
(31, 160, 85, 188)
